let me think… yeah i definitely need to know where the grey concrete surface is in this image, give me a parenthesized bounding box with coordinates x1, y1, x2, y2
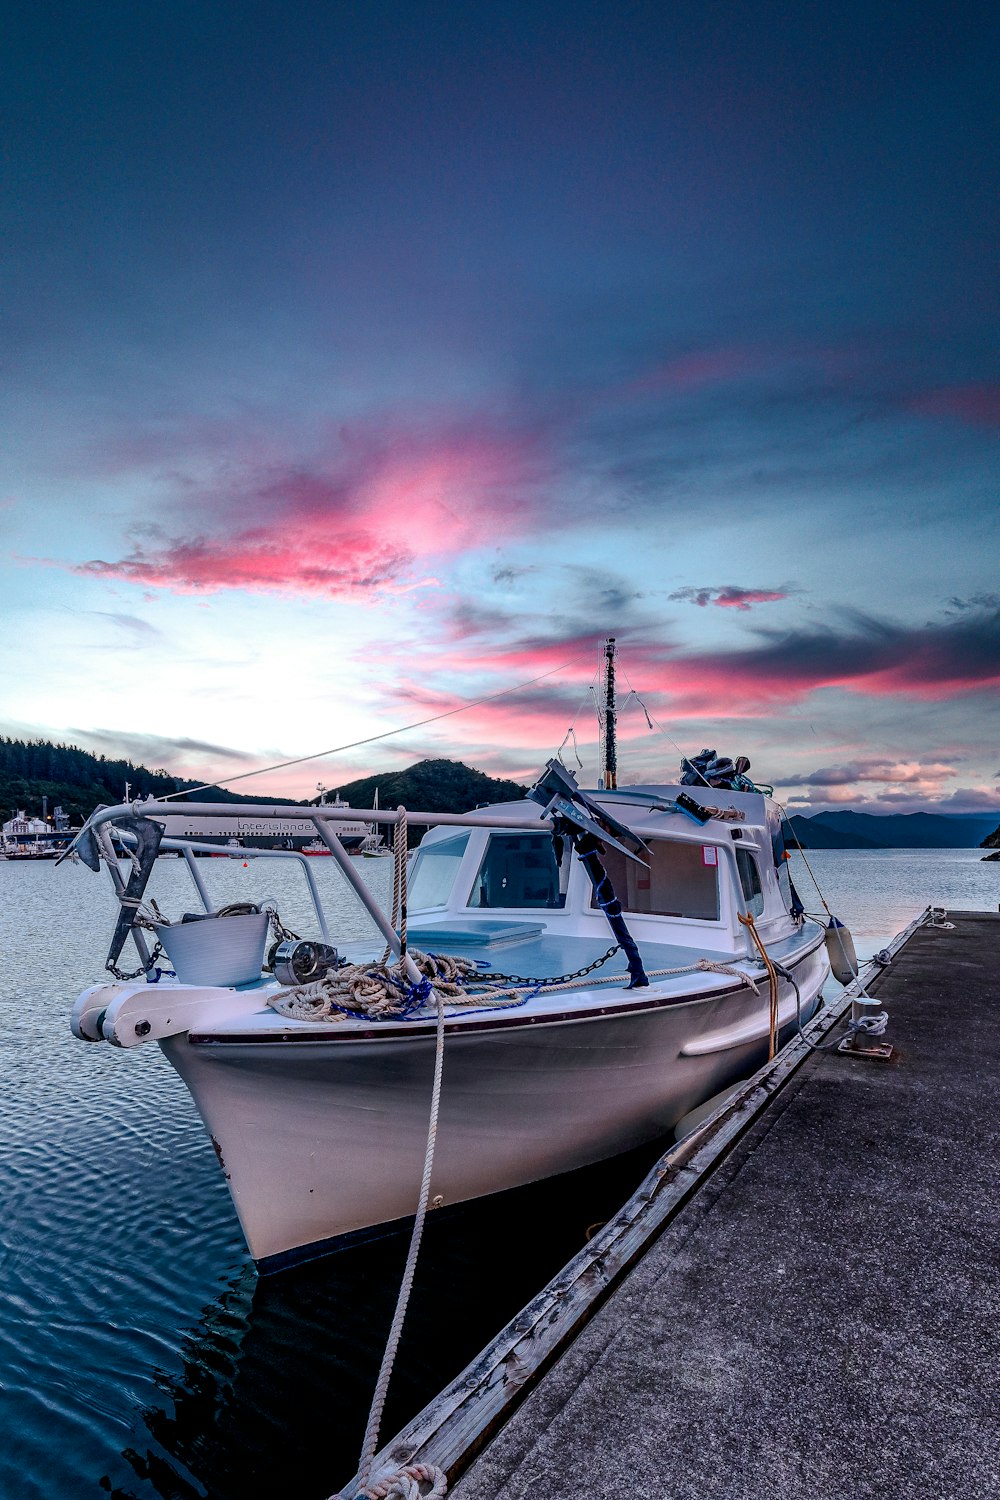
(452, 913, 1000, 1500)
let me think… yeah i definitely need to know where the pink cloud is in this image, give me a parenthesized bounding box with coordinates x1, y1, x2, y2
(669, 585, 792, 611)
(797, 759, 957, 787)
(72, 421, 544, 599)
(430, 631, 608, 683)
(78, 528, 416, 598)
(425, 609, 1000, 728)
(626, 348, 752, 396)
(909, 383, 1000, 428)
(391, 680, 593, 750)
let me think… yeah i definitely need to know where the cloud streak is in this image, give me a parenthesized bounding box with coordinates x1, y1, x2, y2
(668, 585, 792, 610)
(794, 759, 957, 787)
(427, 607, 1000, 722)
(642, 608, 1000, 712)
(71, 727, 261, 769)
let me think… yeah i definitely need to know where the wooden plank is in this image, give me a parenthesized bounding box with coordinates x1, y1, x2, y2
(336, 910, 926, 1498)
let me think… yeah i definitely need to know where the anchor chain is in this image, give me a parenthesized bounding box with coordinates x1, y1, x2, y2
(475, 943, 622, 988)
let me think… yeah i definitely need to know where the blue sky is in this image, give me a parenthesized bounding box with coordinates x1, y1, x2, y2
(2, 0, 998, 810)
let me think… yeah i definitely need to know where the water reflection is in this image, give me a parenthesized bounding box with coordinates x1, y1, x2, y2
(100, 1144, 668, 1500)
(2, 851, 994, 1498)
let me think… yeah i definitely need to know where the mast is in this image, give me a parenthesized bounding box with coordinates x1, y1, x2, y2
(601, 636, 618, 790)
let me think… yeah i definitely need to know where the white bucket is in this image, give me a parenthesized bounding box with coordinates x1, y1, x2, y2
(154, 911, 270, 988)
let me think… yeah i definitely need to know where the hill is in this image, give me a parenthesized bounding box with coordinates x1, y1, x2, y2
(812, 809, 997, 849)
(786, 809, 998, 849)
(785, 816, 882, 850)
(327, 759, 528, 816)
(0, 736, 303, 824)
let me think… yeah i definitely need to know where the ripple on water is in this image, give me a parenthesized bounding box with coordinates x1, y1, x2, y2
(0, 850, 996, 1498)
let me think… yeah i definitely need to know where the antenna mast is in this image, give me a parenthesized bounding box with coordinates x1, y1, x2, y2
(601, 636, 618, 790)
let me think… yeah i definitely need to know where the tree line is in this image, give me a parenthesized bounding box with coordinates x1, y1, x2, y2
(0, 737, 299, 824)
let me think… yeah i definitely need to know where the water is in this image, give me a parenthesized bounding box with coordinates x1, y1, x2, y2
(0, 848, 995, 1499)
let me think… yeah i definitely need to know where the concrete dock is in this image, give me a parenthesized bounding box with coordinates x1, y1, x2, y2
(441, 910, 1000, 1499)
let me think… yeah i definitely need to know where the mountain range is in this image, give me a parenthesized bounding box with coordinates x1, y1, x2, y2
(785, 809, 999, 850)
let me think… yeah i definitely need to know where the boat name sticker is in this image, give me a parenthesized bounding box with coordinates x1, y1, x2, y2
(702, 847, 718, 866)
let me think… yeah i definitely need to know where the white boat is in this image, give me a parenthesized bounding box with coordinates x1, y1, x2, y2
(66, 759, 829, 1271)
(2, 809, 70, 860)
(157, 792, 370, 851)
(353, 787, 392, 857)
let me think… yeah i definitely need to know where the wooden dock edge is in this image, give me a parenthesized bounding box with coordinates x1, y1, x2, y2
(338, 909, 930, 1498)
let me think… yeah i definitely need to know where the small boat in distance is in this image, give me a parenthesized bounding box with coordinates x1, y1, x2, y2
(65, 641, 831, 1271)
(2, 807, 74, 860)
(356, 787, 392, 857)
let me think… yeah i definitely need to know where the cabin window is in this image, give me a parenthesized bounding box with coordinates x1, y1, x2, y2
(468, 832, 566, 910)
(736, 847, 764, 917)
(408, 833, 471, 910)
(594, 840, 720, 922)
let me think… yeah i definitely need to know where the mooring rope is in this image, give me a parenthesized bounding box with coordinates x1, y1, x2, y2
(773, 799, 832, 917)
(337, 985, 450, 1500)
(738, 912, 779, 1059)
(351, 1463, 447, 1500)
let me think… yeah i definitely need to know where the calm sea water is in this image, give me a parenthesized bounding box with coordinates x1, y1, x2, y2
(0, 848, 995, 1499)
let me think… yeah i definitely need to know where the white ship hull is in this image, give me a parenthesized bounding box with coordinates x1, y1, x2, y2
(161, 942, 826, 1268)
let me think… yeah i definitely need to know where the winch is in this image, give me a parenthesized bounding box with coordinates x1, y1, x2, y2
(269, 938, 345, 986)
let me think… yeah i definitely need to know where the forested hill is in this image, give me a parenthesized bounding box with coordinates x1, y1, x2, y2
(0, 737, 302, 824)
(0, 741, 525, 827)
(328, 759, 528, 814)
(786, 808, 998, 849)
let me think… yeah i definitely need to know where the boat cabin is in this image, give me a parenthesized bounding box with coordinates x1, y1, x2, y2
(407, 786, 794, 957)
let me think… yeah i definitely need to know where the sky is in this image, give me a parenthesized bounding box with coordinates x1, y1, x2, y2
(2, 0, 998, 813)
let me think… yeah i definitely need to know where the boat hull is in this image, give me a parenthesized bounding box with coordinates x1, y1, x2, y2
(161, 945, 827, 1266)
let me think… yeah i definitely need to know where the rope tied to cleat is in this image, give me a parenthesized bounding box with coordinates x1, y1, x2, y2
(352, 1461, 448, 1499)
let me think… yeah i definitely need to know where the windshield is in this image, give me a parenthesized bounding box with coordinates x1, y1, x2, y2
(408, 833, 471, 910)
(467, 832, 566, 910)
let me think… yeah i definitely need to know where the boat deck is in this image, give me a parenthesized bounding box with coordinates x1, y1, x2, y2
(190, 925, 824, 1037)
(358, 910, 1000, 1499)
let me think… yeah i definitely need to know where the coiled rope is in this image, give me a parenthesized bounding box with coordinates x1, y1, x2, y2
(269, 948, 760, 1024)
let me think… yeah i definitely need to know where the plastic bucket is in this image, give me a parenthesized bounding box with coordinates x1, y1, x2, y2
(154, 911, 269, 987)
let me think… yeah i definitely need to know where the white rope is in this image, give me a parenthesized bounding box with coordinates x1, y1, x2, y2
(924, 906, 956, 929)
(352, 1462, 447, 1499)
(845, 1009, 890, 1039)
(381, 809, 409, 965)
(340, 987, 448, 1500)
(268, 951, 761, 1023)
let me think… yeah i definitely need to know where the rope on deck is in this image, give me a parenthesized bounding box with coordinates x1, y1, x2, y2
(267, 948, 760, 1023)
